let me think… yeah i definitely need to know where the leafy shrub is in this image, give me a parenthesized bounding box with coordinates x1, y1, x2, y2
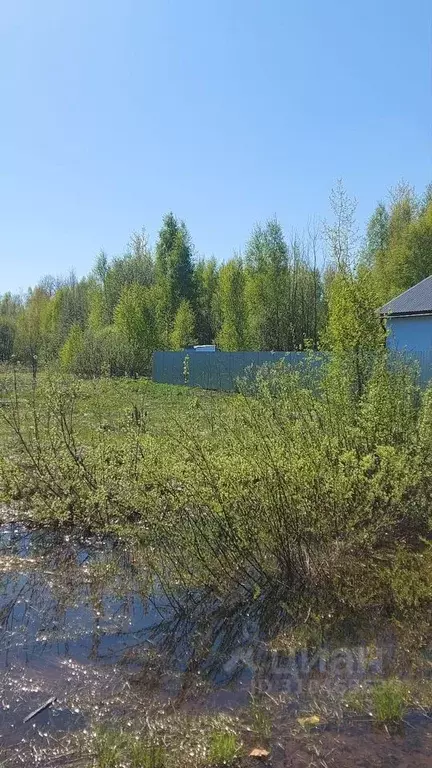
(162, 350, 432, 609)
(0, 369, 155, 529)
(2, 351, 432, 617)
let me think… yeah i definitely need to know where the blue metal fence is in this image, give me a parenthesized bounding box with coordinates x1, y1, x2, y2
(152, 349, 432, 392)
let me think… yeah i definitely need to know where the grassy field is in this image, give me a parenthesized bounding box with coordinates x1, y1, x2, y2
(0, 367, 228, 442)
(0, 367, 233, 533)
(71, 376, 228, 437)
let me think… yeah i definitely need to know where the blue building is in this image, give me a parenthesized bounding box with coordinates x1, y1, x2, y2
(380, 276, 432, 352)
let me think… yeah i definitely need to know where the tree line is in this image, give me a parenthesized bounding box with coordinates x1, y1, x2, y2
(1, 180, 432, 377)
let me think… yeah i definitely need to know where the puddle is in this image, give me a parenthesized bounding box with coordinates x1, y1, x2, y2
(0, 524, 432, 766)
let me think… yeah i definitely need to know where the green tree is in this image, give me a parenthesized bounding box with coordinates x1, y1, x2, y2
(324, 179, 359, 269)
(397, 202, 432, 289)
(194, 257, 220, 344)
(40, 274, 93, 360)
(245, 219, 322, 351)
(324, 266, 384, 397)
(155, 213, 195, 345)
(114, 284, 159, 375)
(87, 284, 108, 332)
(366, 183, 432, 303)
(420, 182, 432, 214)
(245, 218, 289, 350)
(373, 183, 418, 302)
(127, 228, 154, 286)
(324, 267, 383, 353)
(363, 203, 389, 267)
(217, 258, 248, 351)
(14, 287, 51, 370)
(324, 183, 384, 396)
(60, 324, 84, 372)
(0, 292, 22, 318)
(0, 317, 16, 361)
(0, 292, 21, 362)
(170, 300, 196, 350)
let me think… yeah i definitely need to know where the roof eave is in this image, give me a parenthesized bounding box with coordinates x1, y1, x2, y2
(379, 310, 432, 318)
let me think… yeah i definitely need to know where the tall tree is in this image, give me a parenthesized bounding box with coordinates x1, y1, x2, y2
(217, 258, 248, 351)
(0, 318, 16, 362)
(127, 228, 154, 287)
(0, 293, 22, 318)
(324, 267, 383, 354)
(41, 275, 91, 360)
(324, 179, 359, 270)
(366, 182, 423, 303)
(0, 292, 21, 361)
(324, 183, 383, 395)
(155, 213, 195, 346)
(398, 201, 432, 289)
(60, 324, 84, 372)
(245, 218, 289, 350)
(14, 287, 51, 369)
(363, 203, 389, 266)
(194, 257, 220, 344)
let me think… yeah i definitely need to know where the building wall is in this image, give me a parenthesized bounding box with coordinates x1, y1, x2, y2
(386, 315, 432, 351)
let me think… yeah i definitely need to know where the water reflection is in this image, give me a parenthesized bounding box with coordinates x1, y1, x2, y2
(0, 524, 432, 765)
(1, 525, 432, 692)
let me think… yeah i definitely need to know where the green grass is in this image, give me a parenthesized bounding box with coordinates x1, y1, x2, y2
(208, 731, 242, 766)
(90, 715, 244, 768)
(0, 368, 230, 526)
(73, 376, 226, 438)
(93, 729, 166, 768)
(0, 366, 227, 442)
(370, 680, 408, 723)
(345, 679, 409, 723)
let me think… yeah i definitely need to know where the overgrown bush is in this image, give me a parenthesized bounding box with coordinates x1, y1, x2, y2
(0, 368, 156, 528)
(59, 325, 139, 378)
(1, 352, 432, 615)
(160, 351, 432, 608)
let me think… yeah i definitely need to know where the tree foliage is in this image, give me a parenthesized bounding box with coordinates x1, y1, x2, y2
(2, 181, 432, 377)
(170, 300, 196, 350)
(114, 284, 158, 375)
(217, 258, 249, 351)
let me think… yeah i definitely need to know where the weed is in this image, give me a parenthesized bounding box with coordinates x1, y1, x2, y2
(93, 728, 166, 768)
(93, 728, 125, 767)
(208, 730, 242, 766)
(129, 741, 166, 768)
(370, 679, 407, 723)
(345, 679, 408, 723)
(248, 697, 272, 742)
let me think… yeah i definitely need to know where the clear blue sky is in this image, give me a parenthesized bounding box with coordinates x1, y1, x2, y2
(1, 0, 431, 294)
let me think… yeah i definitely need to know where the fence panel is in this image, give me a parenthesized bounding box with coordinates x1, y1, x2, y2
(152, 351, 186, 386)
(153, 349, 432, 392)
(152, 350, 319, 390)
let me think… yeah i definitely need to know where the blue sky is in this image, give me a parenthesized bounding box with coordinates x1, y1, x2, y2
(1, 0, 431, 293)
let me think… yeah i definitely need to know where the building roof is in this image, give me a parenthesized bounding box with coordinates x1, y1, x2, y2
(379, 275, 432, 316)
